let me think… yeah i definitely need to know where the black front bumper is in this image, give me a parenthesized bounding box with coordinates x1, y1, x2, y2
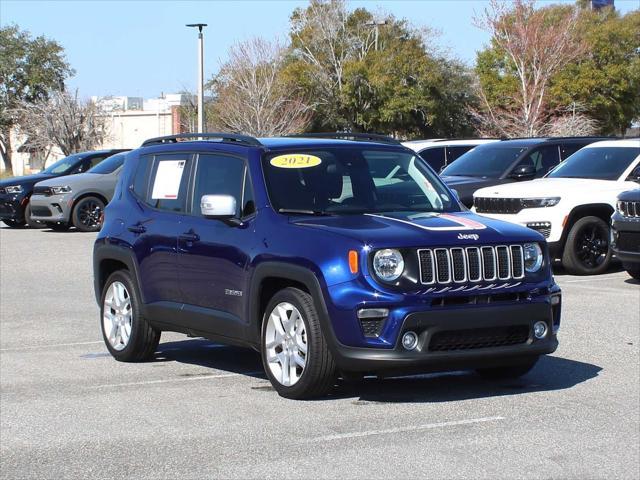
(612, 214, 640, 265)
(328, 301, 560, 374)
(0, 195, 26, 221)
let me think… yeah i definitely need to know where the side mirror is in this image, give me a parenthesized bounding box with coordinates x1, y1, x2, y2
(510, 164, 536, 180)
(201, 194, 237, 219)
(628, 166, 640, 183)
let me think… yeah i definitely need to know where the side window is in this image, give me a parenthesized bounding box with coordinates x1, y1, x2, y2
(148, 154, 191, 212)
(242, 169, 256, 217)
(445, 146, 473, 165)
(418, 147, 445, 171)
(517, 146, 560, 177)
(192, 154, 245, 217)
(76, 156, 106, 173)
(132, 155, 153, 199)
(559, 144, 583, 161)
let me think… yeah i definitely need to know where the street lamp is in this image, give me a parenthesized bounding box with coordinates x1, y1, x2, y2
(365, 20, 388, 51)
(186, 23, 207, 134)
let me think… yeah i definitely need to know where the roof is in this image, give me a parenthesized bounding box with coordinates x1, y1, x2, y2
(583, 139, 640, 149)
(258, 137, 404, 149)
(495, 137, 614, 147)
(403, 139, 498, 151)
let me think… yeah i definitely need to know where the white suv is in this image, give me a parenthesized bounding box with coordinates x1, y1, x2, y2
(472, 139, 640, 275)
(403, 139, 498, 172)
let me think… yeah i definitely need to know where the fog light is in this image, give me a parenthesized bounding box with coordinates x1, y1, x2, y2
(401, 331, 419, 350)
(533, 321, 548, 339)
(551, 295, 561, 306)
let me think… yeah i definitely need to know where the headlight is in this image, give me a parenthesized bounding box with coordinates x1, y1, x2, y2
(50, 186, 72, 194)
(373, 249, 405, 282)
(521, 197, 561, 208)
(5, 185, 23, 194)
(523, 243, 543, 273)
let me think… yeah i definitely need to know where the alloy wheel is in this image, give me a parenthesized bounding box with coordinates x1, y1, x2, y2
(78, 200, 103, 229)
(103, 281, 133, 351)
(264, 302, 308, 387)
(576, 223, 609, 269)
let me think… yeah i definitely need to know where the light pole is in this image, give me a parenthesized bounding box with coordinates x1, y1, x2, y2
(186, 23, 207, 134)
(365, 20, 388, 51)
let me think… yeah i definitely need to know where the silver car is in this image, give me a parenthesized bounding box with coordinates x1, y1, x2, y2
(30, 152, 129, 231)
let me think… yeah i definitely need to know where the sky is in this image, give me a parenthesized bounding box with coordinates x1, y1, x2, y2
(1, 0, 638, 99)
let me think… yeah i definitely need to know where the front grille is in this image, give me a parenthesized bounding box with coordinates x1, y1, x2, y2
(428, 325, 530, 352)
(618, 201, 640, 218)
(475, 197, 523, 214)
(418, 245, 524, 284)
(360, 319, 384, 337)
(33, 186, 53, 196)
(30, 206, 52, 217)
(617, 231, 640, 252)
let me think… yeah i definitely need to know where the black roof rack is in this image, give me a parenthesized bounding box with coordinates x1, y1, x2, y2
(141, 133, 262, 147)
(287, 132, 402, 145)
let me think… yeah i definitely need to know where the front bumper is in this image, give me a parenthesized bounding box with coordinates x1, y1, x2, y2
(611, 213, 640, 265)
(472, 208, 563, 243)
(29, 194, 73, 223)
(0, 193, 27, 222)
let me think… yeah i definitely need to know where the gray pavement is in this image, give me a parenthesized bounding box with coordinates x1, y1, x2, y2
(1, 225, 638, 479)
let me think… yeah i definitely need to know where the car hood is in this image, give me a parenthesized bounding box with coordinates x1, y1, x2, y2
(474, 177, 634, 198)
(0, 173, 55, 188)
(35, 172, 102, 188)
(291, 210, 543, 248)
(441, 175, 494, 188)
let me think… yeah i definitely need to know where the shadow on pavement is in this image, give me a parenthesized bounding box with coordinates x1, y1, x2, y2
(153, 338, 602, 403)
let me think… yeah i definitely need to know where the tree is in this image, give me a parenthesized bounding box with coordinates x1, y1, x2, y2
(473, 0, 587, 137)
(13, 90, 110, 157)
(208, 38, 311, 136)
(0, 25, 72, 173)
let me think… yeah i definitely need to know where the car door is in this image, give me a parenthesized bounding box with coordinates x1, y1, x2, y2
(128, 152, 193, 306)
(177, 152, 256, 339)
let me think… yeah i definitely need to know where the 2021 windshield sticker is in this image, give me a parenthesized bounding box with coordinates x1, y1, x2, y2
(270, 154, 322, 169)
(151, 160, 186, 199)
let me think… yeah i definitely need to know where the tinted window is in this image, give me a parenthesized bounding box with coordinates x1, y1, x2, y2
(263, 148, 457, 214)
(559, 144, 584, 160)
(242, 169, 256, 217)
(418, 147, 445, 171)
(445, 146, 475, 164)
(41, 153, 87, 174)
(515, 146, 560, 177)
(132, 155, 153, 199)
(192, 154, 245, 216)
(88, 153, 126, 174)
(148, 154, 191, 212)
(441, 145, 527, 178)
(548, 147, 639, 180)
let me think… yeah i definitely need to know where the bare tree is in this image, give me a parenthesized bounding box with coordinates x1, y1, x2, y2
(210, 38, 311, 136)
(545, 103, 599, 137)
(473, 0, 587, 137)
(13, 89, 110, 156)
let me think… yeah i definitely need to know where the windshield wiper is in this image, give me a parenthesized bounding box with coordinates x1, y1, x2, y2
(278, 208, 332, 216)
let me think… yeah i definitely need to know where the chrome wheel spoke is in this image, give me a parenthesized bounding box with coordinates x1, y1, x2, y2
(265, 302, 308, 387)
(103, 281, 133, 351)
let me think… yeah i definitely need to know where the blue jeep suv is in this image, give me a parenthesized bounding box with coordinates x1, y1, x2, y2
(93, 133, 562, 399)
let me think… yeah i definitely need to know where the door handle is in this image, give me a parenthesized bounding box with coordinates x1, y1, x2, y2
(179, 232, 200, 242)
(127, 224, 146, 234)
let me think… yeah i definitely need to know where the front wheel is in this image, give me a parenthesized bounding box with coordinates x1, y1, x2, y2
(101, 270, 160, 362)
(476, 357, 539, 380)
(261, 287, 336, 399)
(562, 216, 612, 275)
(72, 196, 105, 232)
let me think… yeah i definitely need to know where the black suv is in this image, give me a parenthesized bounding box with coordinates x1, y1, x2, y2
(0, 149, 128, 228)
(612, 188, 640, 280)
(440, 137, 612, 207)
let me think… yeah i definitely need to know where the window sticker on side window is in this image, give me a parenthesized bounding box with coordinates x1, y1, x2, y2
(270, 154, 322, 169)
(151, 160, 186, 199)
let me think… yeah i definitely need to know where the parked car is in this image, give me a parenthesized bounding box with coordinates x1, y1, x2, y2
(402, 138, 498, 172)
(473, 139, 640, 275)
(94, 132, 561, 399)
(440, 137, 612, 207)
(30, 151, 130, 232)
(0, 149, 128, 228)
(611, 188, 640, 280)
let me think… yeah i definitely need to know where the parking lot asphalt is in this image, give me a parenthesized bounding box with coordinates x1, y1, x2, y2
(1, 225, 638, 479)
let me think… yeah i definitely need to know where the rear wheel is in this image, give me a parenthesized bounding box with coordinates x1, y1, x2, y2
(72, 196, 105, 232)
(101, 270, 160, 362)
(476, 357, 539, 380)
(562, 216, 612, 275)
(261, 287, 336, 399)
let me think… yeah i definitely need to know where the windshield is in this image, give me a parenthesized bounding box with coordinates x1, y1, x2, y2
(88, 153, 126, 174)
(262, 148, 458, 215)
(441, 145, 526, 178)
(41, 153, 86, 174)
(547, 146, 639, 180)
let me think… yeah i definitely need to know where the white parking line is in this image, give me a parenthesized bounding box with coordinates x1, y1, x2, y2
(88, 371, 265, 389)
(304, 416, 505, 443)
(560, 275, 629, 284)
(0, 340, 104, 352)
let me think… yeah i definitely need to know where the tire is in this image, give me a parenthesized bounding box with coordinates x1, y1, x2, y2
(1, 219, 26, 228)
(476, 357, 539, 380)
(624, 264, 640, 280)
(100, 270, 160, 362)
(72, 196, 105, 232)
(261, 287, 337, 399)
(46, 222, 70, 232)
(562, 216, 612, 275)
(23, 203, 42, 228)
